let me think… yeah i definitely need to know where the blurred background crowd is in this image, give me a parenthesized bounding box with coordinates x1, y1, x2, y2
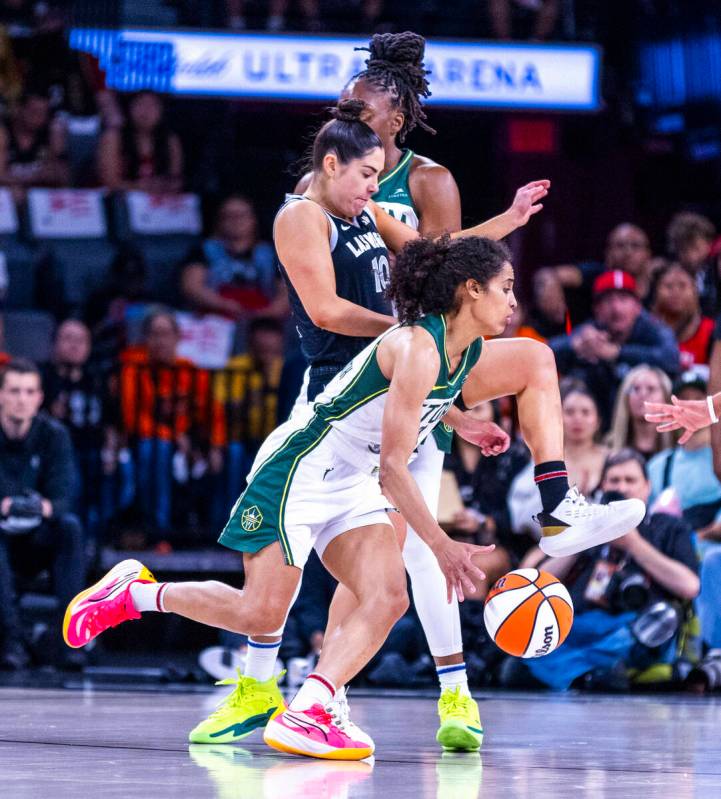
(1, 0, 721, 695)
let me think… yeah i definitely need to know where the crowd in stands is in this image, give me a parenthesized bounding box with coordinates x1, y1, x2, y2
(0, 1, 721, 697)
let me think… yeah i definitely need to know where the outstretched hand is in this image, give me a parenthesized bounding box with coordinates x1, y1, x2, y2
(432, 537, 495, 603)
(508, 179, 551, 227)
(456, 417, 510, 456)
(644, 395, 714, 444)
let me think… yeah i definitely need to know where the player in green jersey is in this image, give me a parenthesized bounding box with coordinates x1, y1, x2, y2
(64, 231, 644, 760)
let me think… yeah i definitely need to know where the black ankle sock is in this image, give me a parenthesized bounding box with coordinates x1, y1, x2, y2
(534, 461, 570, 513)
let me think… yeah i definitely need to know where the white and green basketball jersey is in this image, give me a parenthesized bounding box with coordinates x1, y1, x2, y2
(312, 313, 481, 473)
(373, 149, 419, 230)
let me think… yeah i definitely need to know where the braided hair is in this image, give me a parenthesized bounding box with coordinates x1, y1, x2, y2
(311, 98, 382, 172)
(354, 32, 435, 141)
(388, 235, 510, 324)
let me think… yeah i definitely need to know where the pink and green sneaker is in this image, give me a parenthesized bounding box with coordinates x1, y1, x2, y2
(63, 559, 155, 648)
(263, 704, 374, 761)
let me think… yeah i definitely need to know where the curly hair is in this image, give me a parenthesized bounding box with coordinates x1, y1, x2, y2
(354, 31, 435, 141)
(388, 235, 511, 324)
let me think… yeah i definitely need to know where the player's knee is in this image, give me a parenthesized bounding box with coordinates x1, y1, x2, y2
(528, 340, 556, 375)
(371, 580, 409, 624)
(248, 598, 288, 635)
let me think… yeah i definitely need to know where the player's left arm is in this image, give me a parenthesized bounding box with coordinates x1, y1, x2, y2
(410, 163, 461, 237)
(378, 329, 491, 601)
(372, 178, 550, 253)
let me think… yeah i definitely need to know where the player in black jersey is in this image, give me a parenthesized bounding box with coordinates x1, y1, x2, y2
(290, 32, 549, 750)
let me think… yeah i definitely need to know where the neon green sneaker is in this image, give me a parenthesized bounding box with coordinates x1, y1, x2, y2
(189, 670, 286, 744)
(435, 686, 484, 751)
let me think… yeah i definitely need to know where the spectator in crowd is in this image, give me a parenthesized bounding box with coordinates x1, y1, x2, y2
(180, 195, 289, 324)
(516, 268, 568, 343)
(442, 401, 528, 593)
(83, 246, 152, 373)
(607, 365, 673, 459)
(666, 212, 718, 316)
(552, 223, 653, 325)
(0, 358, 84, 669)
(0, 88, 69, 196)
(508, 383, 607, 541)
(647, 371, 721, 533)
(503, 448, 699, 691)
(549, 270, 680, 426)
(488, 0, 560, 40)
(41, 320, 109, 556)
(97, 91, 183, 194)
(650, 262, 715, 372)
(117, 307, 220, 542)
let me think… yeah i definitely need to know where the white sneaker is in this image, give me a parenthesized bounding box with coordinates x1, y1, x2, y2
(326, 686, 375, 753)
(537, 487, 646, 558)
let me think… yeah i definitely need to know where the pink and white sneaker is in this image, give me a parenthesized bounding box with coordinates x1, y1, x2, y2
(263, 704, 374, 761)
(62, 559, 155, 648)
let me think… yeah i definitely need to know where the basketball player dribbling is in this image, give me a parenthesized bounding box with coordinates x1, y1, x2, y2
(63, 222, 645, 760)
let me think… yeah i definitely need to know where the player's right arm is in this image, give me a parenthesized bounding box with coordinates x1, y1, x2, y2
(377, 328, 492, 602)
(274, 200, 396, 337)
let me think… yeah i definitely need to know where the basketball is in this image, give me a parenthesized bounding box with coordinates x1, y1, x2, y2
(484, 568, 574, 659)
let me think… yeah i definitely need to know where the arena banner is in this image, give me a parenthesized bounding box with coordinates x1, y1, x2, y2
(69, 29, 600, 111)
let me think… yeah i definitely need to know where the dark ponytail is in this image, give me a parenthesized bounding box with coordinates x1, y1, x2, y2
(353, 31, 435, 141)
(388, 235, 511, 324)
(311, 98, 382, 173)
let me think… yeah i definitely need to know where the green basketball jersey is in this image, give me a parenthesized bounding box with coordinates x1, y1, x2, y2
(373, 150, 454, 452)
(220, 313, 481, 562)
(373, 149, 419, 230)
(311, 313, 481, 471)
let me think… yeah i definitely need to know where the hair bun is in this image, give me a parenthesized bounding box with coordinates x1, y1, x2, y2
(368, 32, 425, 67)
(331, 98, 367, 124)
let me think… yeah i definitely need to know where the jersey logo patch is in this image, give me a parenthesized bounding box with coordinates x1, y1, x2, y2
(341, 224, 350, 230)
(241, 505, 263, 532)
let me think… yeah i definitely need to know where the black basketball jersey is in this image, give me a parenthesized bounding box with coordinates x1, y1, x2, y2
(274, 195, 392, 397)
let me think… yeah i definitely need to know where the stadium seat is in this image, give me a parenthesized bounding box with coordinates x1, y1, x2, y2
(110, 192, 201, 301)
(27, 189, 117, 312)
(1, 238, 38, 310)
(4, 310, 55, 363)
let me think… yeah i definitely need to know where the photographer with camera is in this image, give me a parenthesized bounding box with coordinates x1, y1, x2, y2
(502, 448, 699, 690)
(0, 359, 84, 669)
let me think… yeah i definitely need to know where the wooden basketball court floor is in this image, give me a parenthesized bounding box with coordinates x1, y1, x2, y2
(1, 684, 719, 797)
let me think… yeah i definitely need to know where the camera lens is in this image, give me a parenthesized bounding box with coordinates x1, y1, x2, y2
(619, 573, 649, 611)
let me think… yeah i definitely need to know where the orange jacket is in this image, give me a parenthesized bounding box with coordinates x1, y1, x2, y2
(119, 347, 224, 446)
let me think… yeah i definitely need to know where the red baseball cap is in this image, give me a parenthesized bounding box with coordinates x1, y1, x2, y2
(592, 270, 638, 298)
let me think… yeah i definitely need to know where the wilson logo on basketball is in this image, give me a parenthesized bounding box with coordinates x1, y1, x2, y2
(534, 626, 555, 657)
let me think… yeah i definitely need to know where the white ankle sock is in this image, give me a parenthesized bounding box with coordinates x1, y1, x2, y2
(129, 581, 170, 613)
(437, 663, 471, 697)
(289, 672, 336, 711)
(245, 638, 281, 682)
